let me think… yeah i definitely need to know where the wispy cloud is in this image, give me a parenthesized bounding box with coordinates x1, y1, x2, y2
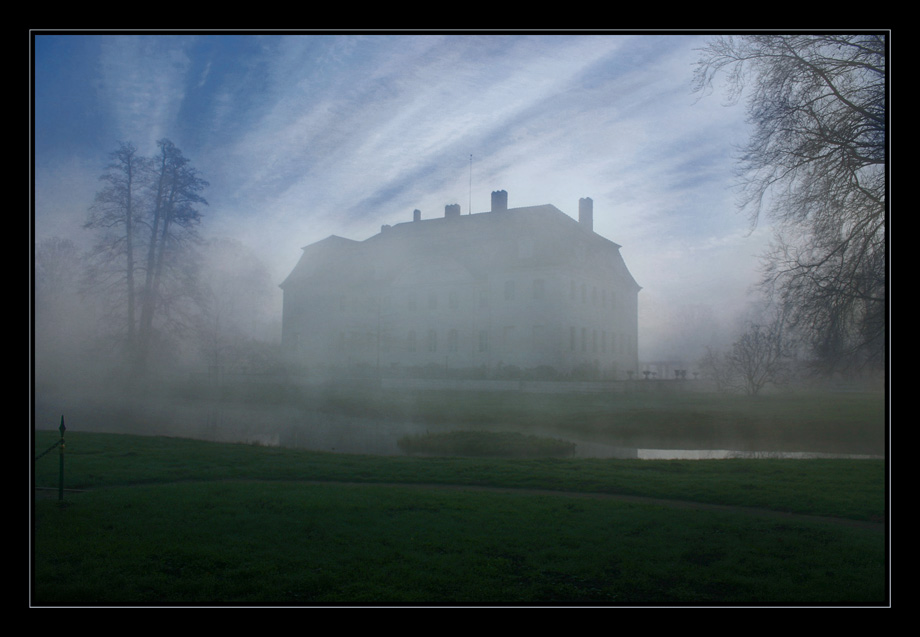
(96, 36, 193, 149)
(34, 32, 764, 360)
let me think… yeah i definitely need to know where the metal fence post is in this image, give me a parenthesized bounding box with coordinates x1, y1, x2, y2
(58, 416, 66, 502)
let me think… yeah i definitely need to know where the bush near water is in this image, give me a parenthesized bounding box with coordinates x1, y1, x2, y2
(397, 430, 576, 458)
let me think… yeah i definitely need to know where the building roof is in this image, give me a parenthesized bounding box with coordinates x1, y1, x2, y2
(280, 202, 640, 292)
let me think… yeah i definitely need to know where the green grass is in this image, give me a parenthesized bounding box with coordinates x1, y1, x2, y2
(33, 431, 887, 606)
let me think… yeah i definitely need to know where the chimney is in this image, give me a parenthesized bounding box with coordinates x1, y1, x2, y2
(445, 203, 461, 218)
(579, 197, 594, 232)
(491, 190, 508, 212)
(413, 209, 421, 222)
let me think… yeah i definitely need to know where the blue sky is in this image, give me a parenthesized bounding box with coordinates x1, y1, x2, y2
(33, 32, 772, 361)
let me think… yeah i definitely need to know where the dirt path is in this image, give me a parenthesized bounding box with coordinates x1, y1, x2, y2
(308, 480, 885, 531)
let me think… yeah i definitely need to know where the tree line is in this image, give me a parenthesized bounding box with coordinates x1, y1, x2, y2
(693, 34, 886, 392)
(83, 139, 208, 377)
(35, 139, 278, 384)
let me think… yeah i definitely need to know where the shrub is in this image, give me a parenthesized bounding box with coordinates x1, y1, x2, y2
(397, 430, 576, 458)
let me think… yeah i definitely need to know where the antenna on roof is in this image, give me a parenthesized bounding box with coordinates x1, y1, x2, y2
(469, 154, 472, 215)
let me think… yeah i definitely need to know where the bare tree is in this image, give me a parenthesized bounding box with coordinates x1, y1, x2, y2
(701, 312, 797, 396)
(693, 34, 886, 374)
(83, 142, 146, 354)
(728, 322, 789, 396)
(83, 139, 208, 376)
(35, 237, 82, 305)
(134, 139, 209, 375)
(700, 346, 735, 393)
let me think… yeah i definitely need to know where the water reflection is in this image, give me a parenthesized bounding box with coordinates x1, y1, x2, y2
(199, 411, 884, 460)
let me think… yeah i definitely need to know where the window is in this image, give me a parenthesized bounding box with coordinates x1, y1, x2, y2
(532, 325, 544, 350)
(570, 326, 576, 351)
(533, 278, 545, 300)
(427, 329, 437, 352)
(581, 327, 587, 352)
(448, 329, 458, 352)
(407, 330, 417, 352)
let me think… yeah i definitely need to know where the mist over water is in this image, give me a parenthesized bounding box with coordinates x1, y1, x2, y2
(32, 216, 883, 462)
(31, 35, 885, 466)
(33, 369, 884, 460)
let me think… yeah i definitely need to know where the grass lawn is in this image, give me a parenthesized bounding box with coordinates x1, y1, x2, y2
(32, 430, 887, 606)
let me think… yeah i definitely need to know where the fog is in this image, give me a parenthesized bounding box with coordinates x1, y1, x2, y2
(34, 33, 882, 458)
(34, 34, 768, 359)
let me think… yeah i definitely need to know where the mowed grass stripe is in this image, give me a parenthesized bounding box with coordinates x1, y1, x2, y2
(34, 480, 885, 605)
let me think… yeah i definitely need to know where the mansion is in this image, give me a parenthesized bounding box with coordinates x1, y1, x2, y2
(280, 190, 640, 379)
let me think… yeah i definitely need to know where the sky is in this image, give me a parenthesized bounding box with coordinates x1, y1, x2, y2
(32, 31, 774, 362)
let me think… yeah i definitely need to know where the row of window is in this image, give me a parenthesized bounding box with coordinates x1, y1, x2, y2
(335, 279, 620, 313)
(569, 280, 616, 308)
(327, 326, 635, 356)
(568, 326, 634, 355)
(334, 329, 474, 353)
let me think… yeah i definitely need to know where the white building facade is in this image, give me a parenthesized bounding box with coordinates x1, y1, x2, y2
(280, 191, 640, 379)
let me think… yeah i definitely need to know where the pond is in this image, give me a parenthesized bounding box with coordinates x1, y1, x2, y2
(34, 392, 883, 460)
